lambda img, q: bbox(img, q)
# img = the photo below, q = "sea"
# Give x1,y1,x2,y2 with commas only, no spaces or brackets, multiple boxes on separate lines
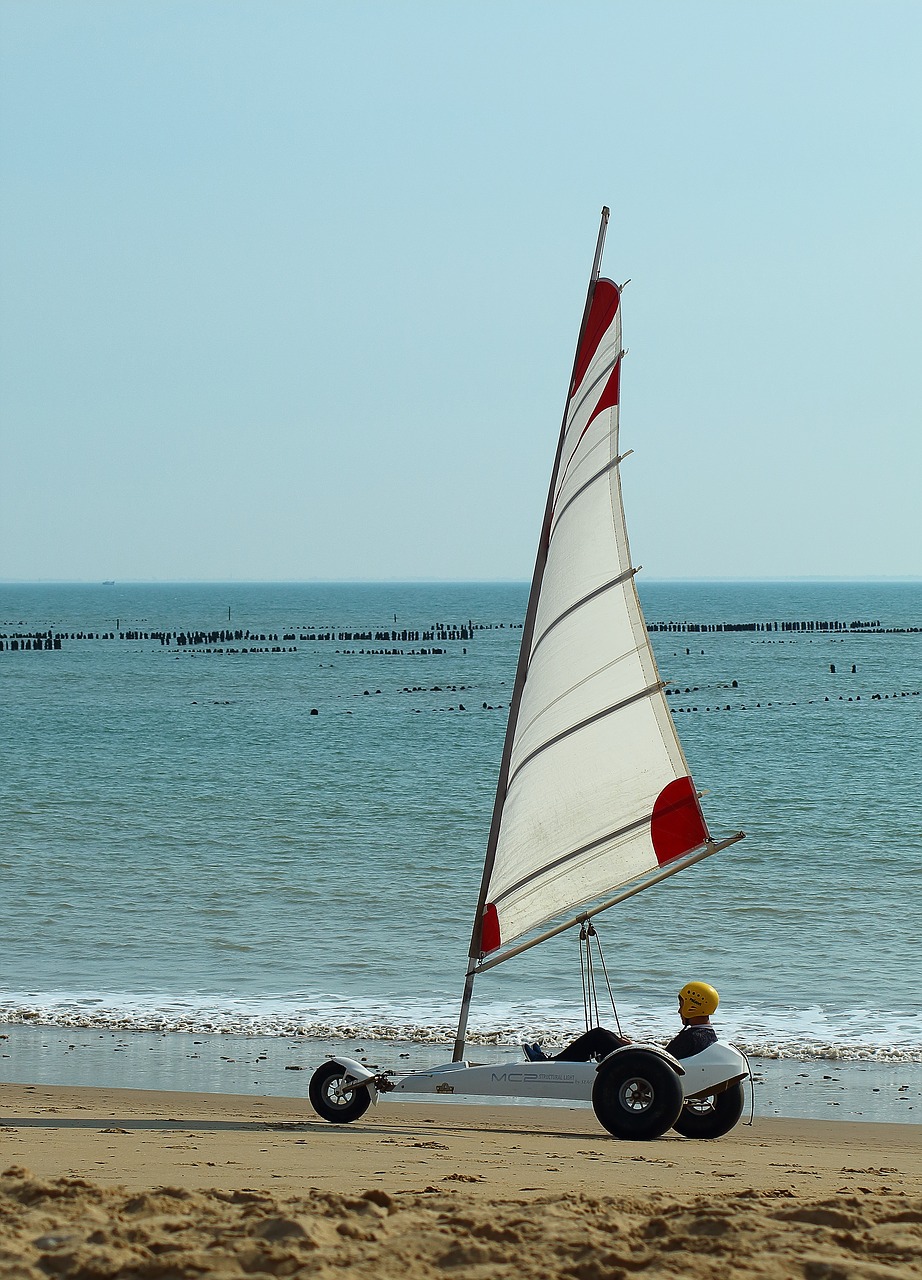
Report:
1,580,921,1111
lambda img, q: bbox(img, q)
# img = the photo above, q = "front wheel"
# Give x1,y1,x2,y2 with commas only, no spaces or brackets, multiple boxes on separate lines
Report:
591,1049,684,1140
308,1061,371,1123
673,1080,746,1139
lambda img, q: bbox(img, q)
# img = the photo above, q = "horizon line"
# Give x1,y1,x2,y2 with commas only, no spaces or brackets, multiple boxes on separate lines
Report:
3,576,922,587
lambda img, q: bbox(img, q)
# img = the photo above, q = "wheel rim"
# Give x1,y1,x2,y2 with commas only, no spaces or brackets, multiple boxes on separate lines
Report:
324,1075,357,1109
684,1096,717,1116
618,1075,655,1113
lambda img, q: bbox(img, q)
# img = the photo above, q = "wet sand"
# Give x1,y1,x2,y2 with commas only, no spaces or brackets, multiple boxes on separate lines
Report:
2,1024,920,1123
2,1082,921,1277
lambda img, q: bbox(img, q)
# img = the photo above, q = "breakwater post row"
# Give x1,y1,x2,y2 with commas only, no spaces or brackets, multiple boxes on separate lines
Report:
0,636,63,650
646,618,921,633
0,622,479,651
3,617,921,653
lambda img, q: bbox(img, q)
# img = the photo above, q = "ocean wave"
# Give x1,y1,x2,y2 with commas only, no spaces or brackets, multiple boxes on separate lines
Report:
2,992,921,1063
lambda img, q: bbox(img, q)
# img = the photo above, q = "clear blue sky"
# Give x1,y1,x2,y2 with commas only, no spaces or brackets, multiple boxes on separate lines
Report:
1,0,919,582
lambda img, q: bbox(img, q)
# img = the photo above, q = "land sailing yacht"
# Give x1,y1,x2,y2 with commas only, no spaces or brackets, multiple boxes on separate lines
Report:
309,210,747,1140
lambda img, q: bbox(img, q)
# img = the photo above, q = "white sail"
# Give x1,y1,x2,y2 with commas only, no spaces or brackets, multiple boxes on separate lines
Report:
477,274,709,957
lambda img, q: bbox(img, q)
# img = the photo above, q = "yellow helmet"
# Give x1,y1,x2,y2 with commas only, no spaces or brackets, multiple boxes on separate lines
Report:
678,981,719,1019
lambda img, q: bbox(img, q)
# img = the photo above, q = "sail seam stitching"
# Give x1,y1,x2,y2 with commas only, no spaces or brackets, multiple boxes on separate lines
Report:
529,568,637,664
513,643,647,749
505,680,664,794
550,454,623,541
568,355,619,433
554,357,620,501
491,812,653,907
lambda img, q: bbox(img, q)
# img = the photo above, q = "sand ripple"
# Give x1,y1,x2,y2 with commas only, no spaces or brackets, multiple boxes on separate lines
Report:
2,1165,921,1278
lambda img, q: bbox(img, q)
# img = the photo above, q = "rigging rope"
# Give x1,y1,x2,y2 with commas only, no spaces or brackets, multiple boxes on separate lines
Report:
578,923,591,1031
591,923,623,1038
577,920,623,1038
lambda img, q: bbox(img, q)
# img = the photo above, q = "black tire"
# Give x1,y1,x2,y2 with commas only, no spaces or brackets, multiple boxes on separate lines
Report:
673,1080,746,1139
591,1049,685,1140
308,1061,372,1124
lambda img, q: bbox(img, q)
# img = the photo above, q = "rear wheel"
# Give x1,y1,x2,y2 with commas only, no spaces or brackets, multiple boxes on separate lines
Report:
308,1062,371,1123
673,1081,745,1139
591,1049,684,1140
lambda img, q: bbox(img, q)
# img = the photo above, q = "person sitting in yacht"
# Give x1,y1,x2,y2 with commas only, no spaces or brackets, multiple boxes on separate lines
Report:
523,981,719,1062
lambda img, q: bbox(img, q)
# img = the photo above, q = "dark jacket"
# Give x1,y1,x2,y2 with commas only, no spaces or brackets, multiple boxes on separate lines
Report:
664,1024,717,1059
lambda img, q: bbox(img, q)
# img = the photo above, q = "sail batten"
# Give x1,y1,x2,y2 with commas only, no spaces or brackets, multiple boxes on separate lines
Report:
529,568,637,662
505,680,665,792
561,356,622,459
549,454,626,539
490,810,671,908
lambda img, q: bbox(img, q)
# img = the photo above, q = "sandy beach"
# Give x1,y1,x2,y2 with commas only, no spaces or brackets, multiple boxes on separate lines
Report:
2,1082,921,1277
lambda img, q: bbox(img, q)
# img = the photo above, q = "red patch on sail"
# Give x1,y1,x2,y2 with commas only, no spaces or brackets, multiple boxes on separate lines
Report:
650,777,708,866
571,279,620,395
585,358,620,427
481,903,501,954
549,347,622,533
561,359,623,492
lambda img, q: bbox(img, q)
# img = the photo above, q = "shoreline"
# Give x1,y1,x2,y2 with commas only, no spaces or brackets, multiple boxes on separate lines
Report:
1,1024,919,1124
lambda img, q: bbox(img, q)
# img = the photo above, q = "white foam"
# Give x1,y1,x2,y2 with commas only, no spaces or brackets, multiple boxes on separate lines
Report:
2,990,920,1063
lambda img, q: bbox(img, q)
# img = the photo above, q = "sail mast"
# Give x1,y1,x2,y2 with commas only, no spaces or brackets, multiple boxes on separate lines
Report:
452,208,610,1061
